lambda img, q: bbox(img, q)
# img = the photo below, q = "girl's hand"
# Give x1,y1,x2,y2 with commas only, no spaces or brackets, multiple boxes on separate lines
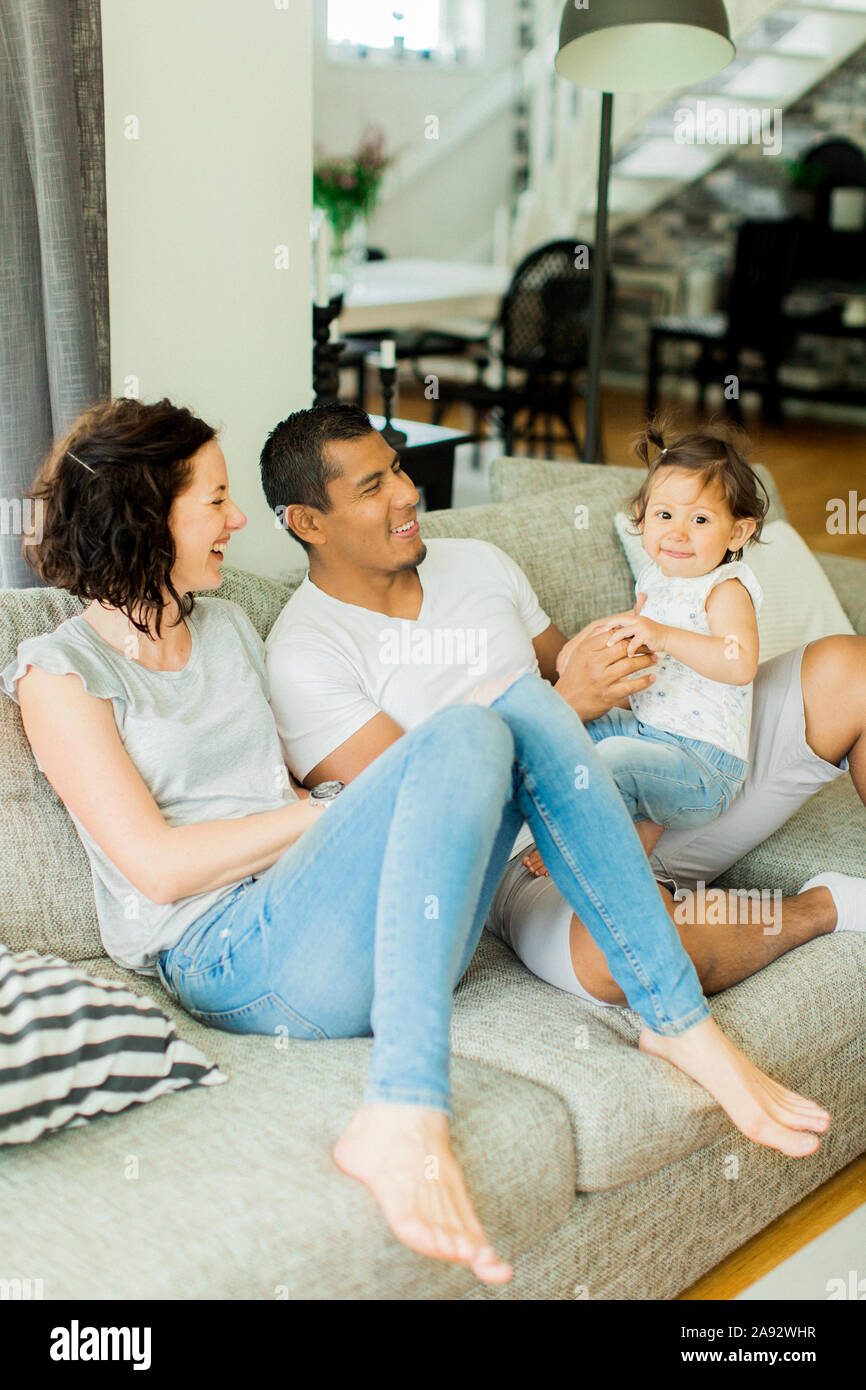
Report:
602,613,669,658
556,593,647,677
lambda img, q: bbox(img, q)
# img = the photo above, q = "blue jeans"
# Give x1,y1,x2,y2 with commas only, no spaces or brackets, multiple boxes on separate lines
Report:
158,675,709,1115
587,708,747,829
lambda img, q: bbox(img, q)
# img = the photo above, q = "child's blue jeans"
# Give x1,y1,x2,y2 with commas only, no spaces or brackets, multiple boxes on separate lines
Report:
586,707,747,829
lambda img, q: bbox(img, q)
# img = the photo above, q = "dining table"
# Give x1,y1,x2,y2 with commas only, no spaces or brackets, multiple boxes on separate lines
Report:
334,257,511,336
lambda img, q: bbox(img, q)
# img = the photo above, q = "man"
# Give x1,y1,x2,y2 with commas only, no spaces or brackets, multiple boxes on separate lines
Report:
260,403,866,1007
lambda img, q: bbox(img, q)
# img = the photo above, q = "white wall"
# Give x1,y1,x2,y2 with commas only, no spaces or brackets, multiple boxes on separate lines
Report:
101,0,311,578
313,0,517,261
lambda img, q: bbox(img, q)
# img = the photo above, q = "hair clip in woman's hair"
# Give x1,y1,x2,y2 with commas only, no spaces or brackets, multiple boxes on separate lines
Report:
658,447,668,457
67,449,95,474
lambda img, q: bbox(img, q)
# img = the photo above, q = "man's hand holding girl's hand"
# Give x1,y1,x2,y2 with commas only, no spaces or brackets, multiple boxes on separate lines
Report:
599,597,670,659
553,594,656,721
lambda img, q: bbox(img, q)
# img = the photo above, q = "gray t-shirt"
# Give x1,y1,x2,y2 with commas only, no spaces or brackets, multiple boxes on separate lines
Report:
1,598,297,974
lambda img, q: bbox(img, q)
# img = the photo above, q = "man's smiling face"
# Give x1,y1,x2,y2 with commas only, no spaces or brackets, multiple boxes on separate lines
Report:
313,429,427,573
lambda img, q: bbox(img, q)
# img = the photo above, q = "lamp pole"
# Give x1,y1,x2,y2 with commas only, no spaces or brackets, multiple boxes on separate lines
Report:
585,92,613,464
555,0,735,464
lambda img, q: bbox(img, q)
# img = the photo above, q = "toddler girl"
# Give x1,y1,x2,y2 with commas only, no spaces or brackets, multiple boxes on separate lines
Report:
525,420,769,873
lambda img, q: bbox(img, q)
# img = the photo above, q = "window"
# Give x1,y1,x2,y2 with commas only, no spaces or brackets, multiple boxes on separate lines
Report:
327,1,442,53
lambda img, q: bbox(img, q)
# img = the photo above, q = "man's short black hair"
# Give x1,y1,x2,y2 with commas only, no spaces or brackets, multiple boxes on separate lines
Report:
260,402,374,551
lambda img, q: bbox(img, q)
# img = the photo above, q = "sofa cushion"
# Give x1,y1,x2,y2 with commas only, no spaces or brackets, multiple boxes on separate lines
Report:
714,773,866,897
0,567,301,960
0,945,224,1146
451,924,866,1193
0,954,576,1300
816,553,866,636
489,457,788,525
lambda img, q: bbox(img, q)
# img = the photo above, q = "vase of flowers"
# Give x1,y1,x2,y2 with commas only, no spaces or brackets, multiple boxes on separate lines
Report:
314,128,393,273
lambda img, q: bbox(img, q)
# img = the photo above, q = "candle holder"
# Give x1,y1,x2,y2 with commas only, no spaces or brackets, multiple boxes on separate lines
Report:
313,294,345,405
378,366,407,446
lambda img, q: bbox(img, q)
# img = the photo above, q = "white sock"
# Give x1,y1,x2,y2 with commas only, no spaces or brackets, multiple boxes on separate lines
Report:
799,872,866,934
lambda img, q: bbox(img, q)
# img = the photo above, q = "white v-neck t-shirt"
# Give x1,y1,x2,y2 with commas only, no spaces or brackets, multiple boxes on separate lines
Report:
265,538,550,783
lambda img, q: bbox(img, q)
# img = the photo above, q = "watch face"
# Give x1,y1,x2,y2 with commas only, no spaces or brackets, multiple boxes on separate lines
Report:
311,780,345,801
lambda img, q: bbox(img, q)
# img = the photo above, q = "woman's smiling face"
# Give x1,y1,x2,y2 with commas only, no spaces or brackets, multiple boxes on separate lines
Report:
168,440,247,595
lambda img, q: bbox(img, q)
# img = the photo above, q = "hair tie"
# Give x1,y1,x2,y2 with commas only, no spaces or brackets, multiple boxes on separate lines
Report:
658,447,668,458
67,449,95,474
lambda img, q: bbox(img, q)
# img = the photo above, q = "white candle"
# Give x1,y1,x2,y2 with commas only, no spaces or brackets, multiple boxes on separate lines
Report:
830,187,866,233
380,338,396,369
315,218,331,306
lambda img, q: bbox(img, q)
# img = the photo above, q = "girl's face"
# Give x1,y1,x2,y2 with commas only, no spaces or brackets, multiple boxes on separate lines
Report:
168,439,247,595
640,467,756,579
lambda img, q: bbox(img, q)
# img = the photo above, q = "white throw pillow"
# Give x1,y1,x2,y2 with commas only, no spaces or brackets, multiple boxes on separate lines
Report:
613,513,854,663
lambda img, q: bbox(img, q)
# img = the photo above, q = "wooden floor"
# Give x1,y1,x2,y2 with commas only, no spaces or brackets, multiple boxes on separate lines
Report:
393,383,866,560
679,1151,866,1300
389,378,866,1298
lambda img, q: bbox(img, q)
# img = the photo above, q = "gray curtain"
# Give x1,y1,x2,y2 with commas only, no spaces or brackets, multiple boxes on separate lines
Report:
0,0,108,589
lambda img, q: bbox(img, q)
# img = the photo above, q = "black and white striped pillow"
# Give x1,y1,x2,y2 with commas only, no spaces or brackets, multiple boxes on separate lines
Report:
0,945,226,1146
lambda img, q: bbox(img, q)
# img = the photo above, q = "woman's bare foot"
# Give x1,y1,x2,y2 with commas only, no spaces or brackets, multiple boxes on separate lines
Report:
639,1016,830,1157
333,1103,513,1285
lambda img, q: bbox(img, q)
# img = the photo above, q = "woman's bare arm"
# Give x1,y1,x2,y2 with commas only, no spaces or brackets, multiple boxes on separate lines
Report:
18,667,321,906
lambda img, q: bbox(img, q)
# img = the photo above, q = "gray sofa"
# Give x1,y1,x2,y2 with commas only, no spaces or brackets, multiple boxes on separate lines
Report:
2,459,864,1301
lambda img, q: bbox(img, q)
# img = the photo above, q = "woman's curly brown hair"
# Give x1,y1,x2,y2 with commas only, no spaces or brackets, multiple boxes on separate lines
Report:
25,396,216,637
629,413,770,562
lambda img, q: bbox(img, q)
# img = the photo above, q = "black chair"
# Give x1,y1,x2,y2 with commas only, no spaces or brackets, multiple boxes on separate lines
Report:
409,239,609,460
799,138,866,281
647,217,807,424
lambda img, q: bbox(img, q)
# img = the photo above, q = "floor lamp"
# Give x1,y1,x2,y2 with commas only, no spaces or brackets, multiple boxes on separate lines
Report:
554,1,736,463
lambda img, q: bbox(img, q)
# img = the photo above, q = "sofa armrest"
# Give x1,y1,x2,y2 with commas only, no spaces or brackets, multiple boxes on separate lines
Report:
815,552,866,635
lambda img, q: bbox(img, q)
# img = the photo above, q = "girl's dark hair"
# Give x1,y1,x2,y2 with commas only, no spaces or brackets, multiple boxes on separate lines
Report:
25,397,216,636
630,413,770,562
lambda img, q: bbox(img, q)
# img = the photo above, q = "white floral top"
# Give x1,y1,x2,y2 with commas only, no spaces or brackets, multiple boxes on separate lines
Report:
629,559,763,761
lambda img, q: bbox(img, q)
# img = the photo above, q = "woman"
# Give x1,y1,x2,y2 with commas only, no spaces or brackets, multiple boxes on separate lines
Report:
2,398,830,1287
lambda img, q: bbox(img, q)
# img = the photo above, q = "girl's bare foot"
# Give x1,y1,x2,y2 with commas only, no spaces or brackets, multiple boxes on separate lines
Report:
333,1103,513,1285
639,1016,830,1157
522,846,549,877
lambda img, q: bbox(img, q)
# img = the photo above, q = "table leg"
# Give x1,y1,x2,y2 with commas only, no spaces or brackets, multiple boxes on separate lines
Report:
409,444,455,512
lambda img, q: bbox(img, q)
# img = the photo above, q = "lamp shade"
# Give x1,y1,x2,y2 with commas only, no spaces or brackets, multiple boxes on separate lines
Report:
555,0,735,93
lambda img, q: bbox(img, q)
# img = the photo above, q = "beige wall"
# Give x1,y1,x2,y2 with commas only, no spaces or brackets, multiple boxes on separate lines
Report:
101,0,311,578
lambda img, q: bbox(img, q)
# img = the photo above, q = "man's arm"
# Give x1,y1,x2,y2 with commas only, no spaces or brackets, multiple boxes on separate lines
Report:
303,710,405,788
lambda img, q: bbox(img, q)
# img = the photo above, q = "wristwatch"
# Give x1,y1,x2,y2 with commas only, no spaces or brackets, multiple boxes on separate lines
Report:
309,780,345,808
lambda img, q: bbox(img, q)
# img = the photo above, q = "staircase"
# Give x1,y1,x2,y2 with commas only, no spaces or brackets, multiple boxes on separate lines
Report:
377,0,866,265
514,0,866,258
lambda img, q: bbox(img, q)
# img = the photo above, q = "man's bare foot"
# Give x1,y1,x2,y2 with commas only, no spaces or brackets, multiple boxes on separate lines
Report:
333,1103,513,1285
635,820,664,858
639,1016,830,1157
